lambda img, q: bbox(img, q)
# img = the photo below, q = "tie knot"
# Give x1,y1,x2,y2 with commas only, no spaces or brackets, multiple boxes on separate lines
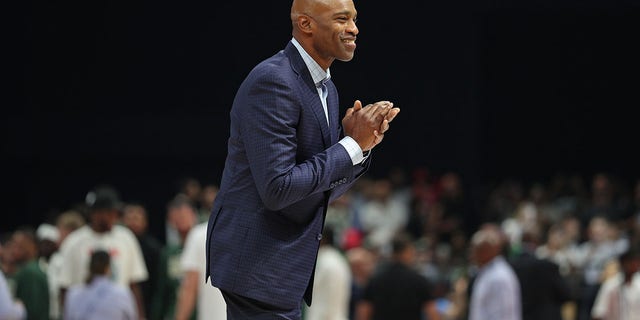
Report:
317,77,330,88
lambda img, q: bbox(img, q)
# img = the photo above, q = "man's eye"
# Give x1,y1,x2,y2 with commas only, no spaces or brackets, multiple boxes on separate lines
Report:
337,16,357,23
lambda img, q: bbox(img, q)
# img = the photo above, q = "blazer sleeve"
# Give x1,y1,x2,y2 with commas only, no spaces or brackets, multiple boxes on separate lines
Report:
237,73,356,212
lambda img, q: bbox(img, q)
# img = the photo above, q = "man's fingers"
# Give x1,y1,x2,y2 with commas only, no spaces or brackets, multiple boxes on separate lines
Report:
353,100,363,111
386,107,400,123
345,107,355,118
373,130,384,145
380,119,390,134
366,103,391,118
373,101,392,107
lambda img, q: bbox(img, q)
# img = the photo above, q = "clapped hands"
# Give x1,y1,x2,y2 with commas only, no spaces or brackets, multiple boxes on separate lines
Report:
342,100,400,152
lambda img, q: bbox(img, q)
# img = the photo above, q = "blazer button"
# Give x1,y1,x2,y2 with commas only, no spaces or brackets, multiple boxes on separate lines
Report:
317,233,323,241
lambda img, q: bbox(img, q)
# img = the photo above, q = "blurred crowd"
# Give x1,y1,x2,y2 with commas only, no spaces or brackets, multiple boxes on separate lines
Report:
1,169,640,320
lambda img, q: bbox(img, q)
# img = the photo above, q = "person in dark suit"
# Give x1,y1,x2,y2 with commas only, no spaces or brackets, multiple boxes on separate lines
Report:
205,0,400,318
356,232,441,320
508,230,573,320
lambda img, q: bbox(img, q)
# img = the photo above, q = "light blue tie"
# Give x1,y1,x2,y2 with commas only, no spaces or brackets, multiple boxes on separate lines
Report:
318,78,330,125
320,78,329,102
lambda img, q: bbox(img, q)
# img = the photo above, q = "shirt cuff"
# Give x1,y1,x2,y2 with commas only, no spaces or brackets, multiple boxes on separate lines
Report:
339,136,368,165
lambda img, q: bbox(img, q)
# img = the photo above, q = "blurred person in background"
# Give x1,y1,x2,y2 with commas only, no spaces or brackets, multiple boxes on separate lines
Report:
526,182,555,228
9,227,49,320
508,229,572,320
501,201,539,257
167,177,201,247
35,224,59,320
1,233,17,277
405,191,431,241
468,224,521,320
175,204,226,320
561,215,582,248
0,236,7,272
178,177,202,209
346,176,375,240
304,226,351,320
55,210,85,244
591,244,640,320
359,178,409,255
346,246,376,320
356,232,440,320
57,185,148,320
64,250,137,320
46,210,85,320
535,223,575,277
580,173,627,230
536,222,582,319
35,224,58,269
386,167,412,211
122,203,162,318
151,195,198,320
436,172,468,240
324,191,355,250
569,215,627,320
483,179,525,225
0,246,25,320
437,271,469,320
197,184,218,223
632,180,640,244
547,174,588,225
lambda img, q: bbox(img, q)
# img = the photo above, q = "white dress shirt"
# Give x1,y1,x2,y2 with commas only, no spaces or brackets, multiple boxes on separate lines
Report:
469,256,522,320
291,38,368,166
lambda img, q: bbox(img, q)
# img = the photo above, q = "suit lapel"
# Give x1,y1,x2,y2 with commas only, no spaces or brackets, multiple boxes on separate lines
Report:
305,84,332,147
285,43,332,147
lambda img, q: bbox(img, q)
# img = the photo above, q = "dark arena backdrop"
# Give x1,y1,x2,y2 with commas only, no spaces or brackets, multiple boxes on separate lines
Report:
4,0,640,236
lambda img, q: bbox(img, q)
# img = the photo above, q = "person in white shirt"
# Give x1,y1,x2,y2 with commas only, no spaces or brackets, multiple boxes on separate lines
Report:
36,223,61,320
591,246,640,320
305,226,351,320
58,186,148,319
0,267,25,320
468,225,522,320
46,210,86,320
175,222,226,320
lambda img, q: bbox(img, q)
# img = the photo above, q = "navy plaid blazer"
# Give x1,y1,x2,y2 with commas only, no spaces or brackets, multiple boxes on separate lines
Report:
205,41,369,309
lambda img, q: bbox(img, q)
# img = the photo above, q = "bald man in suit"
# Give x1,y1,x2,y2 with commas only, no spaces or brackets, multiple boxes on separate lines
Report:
205,0,400,319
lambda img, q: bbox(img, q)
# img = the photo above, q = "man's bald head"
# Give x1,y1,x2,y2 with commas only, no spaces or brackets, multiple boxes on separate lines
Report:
291,0,326,35
470,224,506,267
291,0,323,21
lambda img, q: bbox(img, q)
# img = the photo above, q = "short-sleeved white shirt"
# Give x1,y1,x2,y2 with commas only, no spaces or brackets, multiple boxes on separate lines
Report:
305,245,351,320
58,225,148,288
180,222,226,320
592,272,640,320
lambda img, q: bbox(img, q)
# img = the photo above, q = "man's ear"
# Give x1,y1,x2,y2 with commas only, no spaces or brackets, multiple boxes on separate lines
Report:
298,15,313,33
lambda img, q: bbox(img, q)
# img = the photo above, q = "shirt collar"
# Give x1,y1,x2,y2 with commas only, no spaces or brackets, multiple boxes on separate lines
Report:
291,37,331,87
478,255,505,274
